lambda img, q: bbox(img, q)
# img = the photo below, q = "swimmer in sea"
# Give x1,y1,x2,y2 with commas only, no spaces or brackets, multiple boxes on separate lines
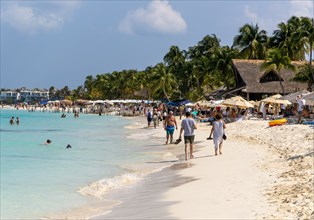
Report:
10,116,14,125
45,139,52,145
66,144,72,149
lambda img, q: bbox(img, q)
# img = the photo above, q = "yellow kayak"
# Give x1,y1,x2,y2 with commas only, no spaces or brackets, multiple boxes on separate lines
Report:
269,118,287,127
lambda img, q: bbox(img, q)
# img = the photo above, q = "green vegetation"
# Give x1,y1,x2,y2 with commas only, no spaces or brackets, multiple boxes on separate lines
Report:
50,16,313,102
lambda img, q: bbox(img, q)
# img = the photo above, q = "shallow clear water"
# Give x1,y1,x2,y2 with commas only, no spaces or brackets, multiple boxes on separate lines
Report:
0,109,171,219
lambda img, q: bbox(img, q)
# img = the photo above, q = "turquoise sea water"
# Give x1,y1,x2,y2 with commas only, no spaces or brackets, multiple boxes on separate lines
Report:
0,109,172,219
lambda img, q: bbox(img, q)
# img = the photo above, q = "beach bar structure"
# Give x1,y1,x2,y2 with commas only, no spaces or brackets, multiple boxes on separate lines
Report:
225,59,308,100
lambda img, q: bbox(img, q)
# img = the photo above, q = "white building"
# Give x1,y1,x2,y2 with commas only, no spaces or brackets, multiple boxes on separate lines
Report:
0,89,49,102
0,91,20,101
20,90,49,102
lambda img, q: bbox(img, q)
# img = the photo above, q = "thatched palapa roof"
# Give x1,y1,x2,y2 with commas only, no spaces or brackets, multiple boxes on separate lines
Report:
232,59,308,94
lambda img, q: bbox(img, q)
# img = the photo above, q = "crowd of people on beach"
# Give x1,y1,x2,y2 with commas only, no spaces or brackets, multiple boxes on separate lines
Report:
141,94,313,161
6,94,312,161
144,103,229,160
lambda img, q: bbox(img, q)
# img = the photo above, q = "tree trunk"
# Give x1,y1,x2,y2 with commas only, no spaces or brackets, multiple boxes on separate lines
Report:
162,81,170,102
310,44,313,82
279,79,285,95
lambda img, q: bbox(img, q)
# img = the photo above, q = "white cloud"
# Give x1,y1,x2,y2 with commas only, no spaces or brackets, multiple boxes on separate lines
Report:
244,5,258,23
243,5,275,34
1,1,80,34
242,2,312,35
119,0,187,35
289,0,314,17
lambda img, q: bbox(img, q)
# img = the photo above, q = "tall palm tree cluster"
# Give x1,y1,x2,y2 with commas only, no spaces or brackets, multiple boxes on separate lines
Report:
68,16,313,102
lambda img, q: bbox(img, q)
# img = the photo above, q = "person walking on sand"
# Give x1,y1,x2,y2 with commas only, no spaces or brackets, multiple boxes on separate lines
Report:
297,95,305,124
163,111,177,144
211,113,226,156
179,111,197,161
152,109,158,128
147,109,153,127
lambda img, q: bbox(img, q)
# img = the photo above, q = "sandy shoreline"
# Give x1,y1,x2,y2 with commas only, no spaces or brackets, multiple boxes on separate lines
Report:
90,117,313,219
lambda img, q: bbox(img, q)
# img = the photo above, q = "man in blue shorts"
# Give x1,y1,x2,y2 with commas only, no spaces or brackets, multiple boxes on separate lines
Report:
163,111,177,144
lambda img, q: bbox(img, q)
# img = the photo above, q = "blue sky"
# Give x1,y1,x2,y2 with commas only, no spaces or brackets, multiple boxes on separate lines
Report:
1,0,313,90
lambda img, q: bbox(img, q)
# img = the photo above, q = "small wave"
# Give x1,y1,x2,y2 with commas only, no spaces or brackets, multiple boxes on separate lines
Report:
126,133,150,140
78,173,141,199
124,124,141,129
126,130,160,140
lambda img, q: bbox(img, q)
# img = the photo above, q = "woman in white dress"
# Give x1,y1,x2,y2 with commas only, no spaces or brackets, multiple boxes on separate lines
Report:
211,113,226,155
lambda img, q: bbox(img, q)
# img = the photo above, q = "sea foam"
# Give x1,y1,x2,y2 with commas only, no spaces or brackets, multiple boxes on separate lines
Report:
78,173,141,199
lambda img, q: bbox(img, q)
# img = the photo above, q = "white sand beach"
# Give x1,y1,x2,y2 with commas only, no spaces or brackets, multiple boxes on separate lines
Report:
95,117,313,220
156,119,314,219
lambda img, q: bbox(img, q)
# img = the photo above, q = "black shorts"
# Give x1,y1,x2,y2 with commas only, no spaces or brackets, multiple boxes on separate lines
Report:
184,136,195,144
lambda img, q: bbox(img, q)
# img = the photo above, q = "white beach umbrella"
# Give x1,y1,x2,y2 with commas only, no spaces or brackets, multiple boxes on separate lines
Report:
222,96,254,109
303,93,314,106
185,102,195,106
94,100,105,104
196,100,213,107
261,94,291,105
280,90,312,103
85,101,94,105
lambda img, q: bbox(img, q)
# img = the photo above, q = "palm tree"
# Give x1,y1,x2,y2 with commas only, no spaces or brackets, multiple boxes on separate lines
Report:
209,46,238,90
93,74,110,99
233,23,268,59
71,85,85,99
193,56,210,88
163,46,186,69
60,86,71,97
163,46,187,97
48,86,56,100
299,17,314,80
110,71,126,99
270,16,306,61
291,63,314,91
150,63,177,101
196,34,221,57
84,75,94,97
260,49,297,95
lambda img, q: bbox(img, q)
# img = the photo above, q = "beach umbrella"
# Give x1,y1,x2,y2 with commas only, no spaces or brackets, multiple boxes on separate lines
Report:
105,100,114,105
249,100,260,107
261,94,282,103
167,99,191,106
185,102,195,106
212,100,227,108
222,96,254,109
85,100,94,105
196,100,213,107
303,93,314,106
94,100,105,104
280,90,312,103
75,99,89,105
261,94,291,105
60,99,73,105
40,100,48,105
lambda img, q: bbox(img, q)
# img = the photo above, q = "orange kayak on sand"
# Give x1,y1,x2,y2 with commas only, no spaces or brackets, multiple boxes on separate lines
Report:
269,118,288,127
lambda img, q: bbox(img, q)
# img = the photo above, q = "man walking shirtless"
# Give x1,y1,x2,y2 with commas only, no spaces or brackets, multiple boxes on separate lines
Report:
163,111,177,144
